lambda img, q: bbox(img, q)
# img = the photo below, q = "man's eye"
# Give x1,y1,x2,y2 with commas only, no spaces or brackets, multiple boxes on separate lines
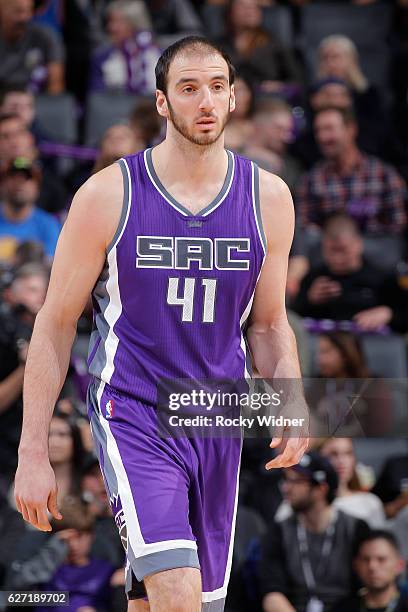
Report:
183,87,194,93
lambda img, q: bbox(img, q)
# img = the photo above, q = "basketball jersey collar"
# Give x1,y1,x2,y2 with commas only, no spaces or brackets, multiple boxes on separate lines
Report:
143,147,235,218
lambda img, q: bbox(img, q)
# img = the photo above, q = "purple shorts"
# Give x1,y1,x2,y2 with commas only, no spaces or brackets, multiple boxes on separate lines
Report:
87,380,242,611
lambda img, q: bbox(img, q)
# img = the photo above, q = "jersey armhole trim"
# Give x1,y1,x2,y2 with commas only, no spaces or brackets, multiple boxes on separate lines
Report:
106,158,132,254
251,162,267,255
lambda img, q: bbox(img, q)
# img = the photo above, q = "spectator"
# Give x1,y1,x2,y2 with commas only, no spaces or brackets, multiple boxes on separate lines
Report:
147,0,203,38
93,124,144,174
0,87,54,143
260,451,369,612
0,0,65,93
80,454,126,571
319,438,386,527
217,0,300,92
331,531,408,612
296,106,407,236
48,411,87,504
6,495,116,612
0,113,33,173
89,0,161,94
224,74,255,152
0,262,49,489
293,78,406,178
12,239,46,268
130,98,163,147
0,158,60,262
292,214,406,331
243,97,303,192
317,36,382,122
308,333,392,437
372,454,408,520
0,114,67,214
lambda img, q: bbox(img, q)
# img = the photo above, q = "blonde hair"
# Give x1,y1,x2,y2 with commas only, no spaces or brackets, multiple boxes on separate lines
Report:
318,35,368,92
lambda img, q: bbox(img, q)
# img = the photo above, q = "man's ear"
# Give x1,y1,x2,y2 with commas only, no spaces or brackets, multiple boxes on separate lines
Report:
156,90,169,119
229,84,236,113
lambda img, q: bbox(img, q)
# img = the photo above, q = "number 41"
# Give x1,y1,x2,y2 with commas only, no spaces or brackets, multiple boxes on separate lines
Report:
167,277,217,323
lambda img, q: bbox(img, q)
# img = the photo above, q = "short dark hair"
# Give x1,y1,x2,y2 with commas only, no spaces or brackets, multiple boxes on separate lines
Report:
355,530,401,557
51,495,95,533
314,105,356,125
155,36,235,95
322,212,361,236
253,97,292,119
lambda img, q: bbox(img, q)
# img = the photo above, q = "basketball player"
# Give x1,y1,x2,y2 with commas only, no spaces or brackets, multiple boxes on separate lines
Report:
14,37,308,611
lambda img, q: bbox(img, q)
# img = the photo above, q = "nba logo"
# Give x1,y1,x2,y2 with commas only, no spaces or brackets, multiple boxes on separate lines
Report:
105,399,114,418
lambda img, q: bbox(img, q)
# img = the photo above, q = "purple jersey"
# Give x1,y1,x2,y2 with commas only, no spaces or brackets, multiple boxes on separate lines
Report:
88,148,266,404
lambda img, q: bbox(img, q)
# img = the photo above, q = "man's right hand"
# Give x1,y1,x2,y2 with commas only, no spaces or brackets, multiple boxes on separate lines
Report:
14,456,62,531
308,276,341,304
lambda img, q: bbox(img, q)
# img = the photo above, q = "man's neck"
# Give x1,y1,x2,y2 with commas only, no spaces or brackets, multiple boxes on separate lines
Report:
298,503,333,532
364,584,399,609
2,201,33,222
329,145,361,175
153,133,228,191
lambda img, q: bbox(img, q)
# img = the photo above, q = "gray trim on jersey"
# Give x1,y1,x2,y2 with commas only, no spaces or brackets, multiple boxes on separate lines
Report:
253,163,267,254
89,400,119,496
131,548,200,582
145,147,234,217
106,158,131,254
203,599,226,612
243,334,253,377
87,263,110,377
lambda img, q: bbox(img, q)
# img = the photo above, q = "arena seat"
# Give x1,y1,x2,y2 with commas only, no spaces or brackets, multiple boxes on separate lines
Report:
353,438,408,476
298,2,392,91
262,5,294,48
84,92,143,146
35,93,78,144
201,4,225,39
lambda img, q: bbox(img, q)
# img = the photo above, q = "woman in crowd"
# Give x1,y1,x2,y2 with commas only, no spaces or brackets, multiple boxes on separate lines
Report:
48,410,87,504
308,332,392,438
89,0,161,94
319,437,385,527
217,0,300,92
317,35,382,119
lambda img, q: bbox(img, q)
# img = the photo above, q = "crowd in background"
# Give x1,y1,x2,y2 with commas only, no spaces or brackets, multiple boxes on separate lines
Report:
1,0,408,611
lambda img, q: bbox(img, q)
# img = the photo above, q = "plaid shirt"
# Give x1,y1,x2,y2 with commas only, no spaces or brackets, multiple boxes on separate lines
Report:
296,153,407,234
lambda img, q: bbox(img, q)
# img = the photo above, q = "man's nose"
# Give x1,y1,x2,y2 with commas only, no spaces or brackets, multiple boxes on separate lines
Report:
198,87,215,112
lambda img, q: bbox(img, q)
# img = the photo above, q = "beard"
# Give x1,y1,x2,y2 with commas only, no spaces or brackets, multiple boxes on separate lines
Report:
167,99,231,146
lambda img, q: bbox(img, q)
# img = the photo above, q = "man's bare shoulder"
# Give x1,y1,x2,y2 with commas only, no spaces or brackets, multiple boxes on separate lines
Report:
258,167,295,246
67,162,124,251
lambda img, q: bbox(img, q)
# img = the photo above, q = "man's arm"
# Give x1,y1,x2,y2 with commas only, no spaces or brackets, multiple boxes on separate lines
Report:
14,163,123,532
246,170,308,468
